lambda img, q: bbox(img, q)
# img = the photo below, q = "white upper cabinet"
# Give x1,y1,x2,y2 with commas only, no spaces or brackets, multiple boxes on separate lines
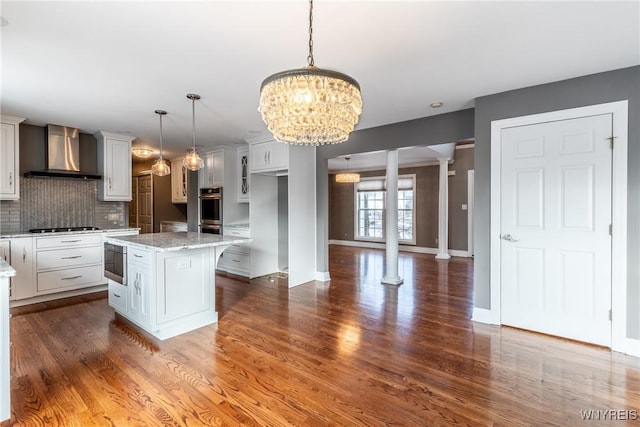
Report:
0,115,25,200
249,139,288,173
237,146,249,203
96,131,134,201
171,157,187,203
199,150,224,189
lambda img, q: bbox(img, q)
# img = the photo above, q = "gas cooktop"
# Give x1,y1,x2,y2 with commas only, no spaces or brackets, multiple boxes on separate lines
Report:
29,226,101,233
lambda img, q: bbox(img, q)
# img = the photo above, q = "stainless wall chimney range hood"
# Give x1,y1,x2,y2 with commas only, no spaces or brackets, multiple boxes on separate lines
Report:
24,125,102,180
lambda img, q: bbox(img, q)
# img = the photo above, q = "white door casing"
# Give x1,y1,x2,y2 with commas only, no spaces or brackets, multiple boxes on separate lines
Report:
500,114,612,346
485,100,631,355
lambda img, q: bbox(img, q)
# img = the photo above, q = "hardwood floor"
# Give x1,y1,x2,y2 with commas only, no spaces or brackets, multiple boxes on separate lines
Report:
7,245,640,426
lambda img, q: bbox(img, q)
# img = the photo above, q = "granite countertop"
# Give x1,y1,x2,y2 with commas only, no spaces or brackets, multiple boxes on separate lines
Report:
106,232,251,253
0,228,140,239
0,259,16,278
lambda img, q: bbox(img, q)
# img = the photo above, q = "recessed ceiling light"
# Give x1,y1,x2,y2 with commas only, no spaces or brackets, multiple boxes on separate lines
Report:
430,102,443,109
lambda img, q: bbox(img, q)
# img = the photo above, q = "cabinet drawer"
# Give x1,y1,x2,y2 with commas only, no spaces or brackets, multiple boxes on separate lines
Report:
36,246,102,270
224,228,250,238
223,250,249,272
129,247,152,264
36,265,103,293
108,280,128,312
36,234,102,249
227,244,250,255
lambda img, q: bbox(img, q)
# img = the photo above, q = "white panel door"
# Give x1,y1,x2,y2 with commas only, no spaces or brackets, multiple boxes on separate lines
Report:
501,114,612,346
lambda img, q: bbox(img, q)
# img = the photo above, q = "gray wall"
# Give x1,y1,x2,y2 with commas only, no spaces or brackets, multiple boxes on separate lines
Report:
474,66,640,339
316,108,475,272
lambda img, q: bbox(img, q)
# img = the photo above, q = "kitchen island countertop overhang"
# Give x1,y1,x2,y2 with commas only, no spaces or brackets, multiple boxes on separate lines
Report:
105,231,251,252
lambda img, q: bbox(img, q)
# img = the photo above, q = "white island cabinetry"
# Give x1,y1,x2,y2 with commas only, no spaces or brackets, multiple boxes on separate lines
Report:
106,232,251,340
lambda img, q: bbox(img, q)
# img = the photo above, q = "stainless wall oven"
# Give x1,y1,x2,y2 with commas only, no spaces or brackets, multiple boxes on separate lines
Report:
199,187,222,234
104,242,127,285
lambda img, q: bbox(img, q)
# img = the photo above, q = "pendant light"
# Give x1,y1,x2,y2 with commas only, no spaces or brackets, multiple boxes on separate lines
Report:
151,110,171,177
335,156,360,183
183,93,204,171
258,0,362,146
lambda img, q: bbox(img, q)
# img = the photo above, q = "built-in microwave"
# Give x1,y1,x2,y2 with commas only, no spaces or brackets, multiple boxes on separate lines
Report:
104,242,127,285
199,187,222,234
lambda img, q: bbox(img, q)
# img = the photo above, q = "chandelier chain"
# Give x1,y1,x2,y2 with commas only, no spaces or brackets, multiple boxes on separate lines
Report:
307,0,314,67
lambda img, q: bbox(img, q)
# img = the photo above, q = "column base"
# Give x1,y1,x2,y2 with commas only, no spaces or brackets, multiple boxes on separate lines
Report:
435,253,451,260
381,276,404,285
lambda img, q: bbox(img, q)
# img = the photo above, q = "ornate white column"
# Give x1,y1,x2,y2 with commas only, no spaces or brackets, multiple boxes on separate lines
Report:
436,157,451,260
382,149,403,285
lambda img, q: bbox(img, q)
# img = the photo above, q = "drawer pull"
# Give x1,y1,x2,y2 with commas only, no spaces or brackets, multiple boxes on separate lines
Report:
62,275,82,280
61,255,82,260
133,254,143,258
113,292,121,298
232,259,240,263
61,239,82,243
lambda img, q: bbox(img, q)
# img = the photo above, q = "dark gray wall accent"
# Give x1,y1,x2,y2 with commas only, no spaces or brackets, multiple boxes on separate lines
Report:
329,166,440,247
328,149,474,250
474,66,640,339
19,123,98,174
132,160,187,232
316,108,475,272
186,170,199,232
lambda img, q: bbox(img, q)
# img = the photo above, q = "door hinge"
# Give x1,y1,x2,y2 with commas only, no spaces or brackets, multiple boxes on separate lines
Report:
609,309,612,321
609,224,613,235
607,136,616,149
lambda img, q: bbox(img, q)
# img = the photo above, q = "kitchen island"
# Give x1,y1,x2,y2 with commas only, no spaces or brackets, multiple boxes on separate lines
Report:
105,232,251,340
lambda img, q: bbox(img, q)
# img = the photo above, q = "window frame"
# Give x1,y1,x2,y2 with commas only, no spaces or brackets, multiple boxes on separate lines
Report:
353,174,416,245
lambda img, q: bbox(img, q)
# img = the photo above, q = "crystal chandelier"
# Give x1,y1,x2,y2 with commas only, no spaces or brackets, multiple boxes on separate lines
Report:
335,157,360,183
258,0,362,146
151,110,171,176
183,93,204,171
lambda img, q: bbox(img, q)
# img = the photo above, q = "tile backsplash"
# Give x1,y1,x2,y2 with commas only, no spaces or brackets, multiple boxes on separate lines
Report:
0,178,126,233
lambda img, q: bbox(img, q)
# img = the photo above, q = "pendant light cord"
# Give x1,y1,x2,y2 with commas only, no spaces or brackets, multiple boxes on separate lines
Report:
191,97,196,151
159,114,164,157
307,0,314,67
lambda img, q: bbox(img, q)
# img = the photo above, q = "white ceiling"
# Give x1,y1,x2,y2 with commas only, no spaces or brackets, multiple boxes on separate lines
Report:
1,1,638,164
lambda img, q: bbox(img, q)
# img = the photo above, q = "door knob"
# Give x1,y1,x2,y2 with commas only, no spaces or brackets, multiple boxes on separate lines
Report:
501,233,519,242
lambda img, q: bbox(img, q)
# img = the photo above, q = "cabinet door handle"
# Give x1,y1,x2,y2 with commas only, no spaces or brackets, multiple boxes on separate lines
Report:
108,177,112,190
8,172,12,187
22,247,27,262
264,152,267,164
267,151,271,164
62,275,82,280
61,255,82,260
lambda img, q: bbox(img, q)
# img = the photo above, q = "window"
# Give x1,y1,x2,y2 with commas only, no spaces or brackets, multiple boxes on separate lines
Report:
355,175,416,244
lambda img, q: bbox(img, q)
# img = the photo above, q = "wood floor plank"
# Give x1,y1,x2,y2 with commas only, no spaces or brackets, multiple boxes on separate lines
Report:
7,246,640,426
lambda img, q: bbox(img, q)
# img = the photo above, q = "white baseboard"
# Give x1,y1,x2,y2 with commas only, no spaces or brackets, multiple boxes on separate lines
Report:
471,307,499,325
328,240,472,258
315,271,331,282
615,337,640,357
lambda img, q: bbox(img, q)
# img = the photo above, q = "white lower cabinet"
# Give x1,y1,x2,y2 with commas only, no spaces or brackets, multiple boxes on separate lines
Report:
127,248,152,327
0,269,11,423
219,227,250,277
9,237,34,301
111,245,215,340
34,235,103,295
108,280,128,313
